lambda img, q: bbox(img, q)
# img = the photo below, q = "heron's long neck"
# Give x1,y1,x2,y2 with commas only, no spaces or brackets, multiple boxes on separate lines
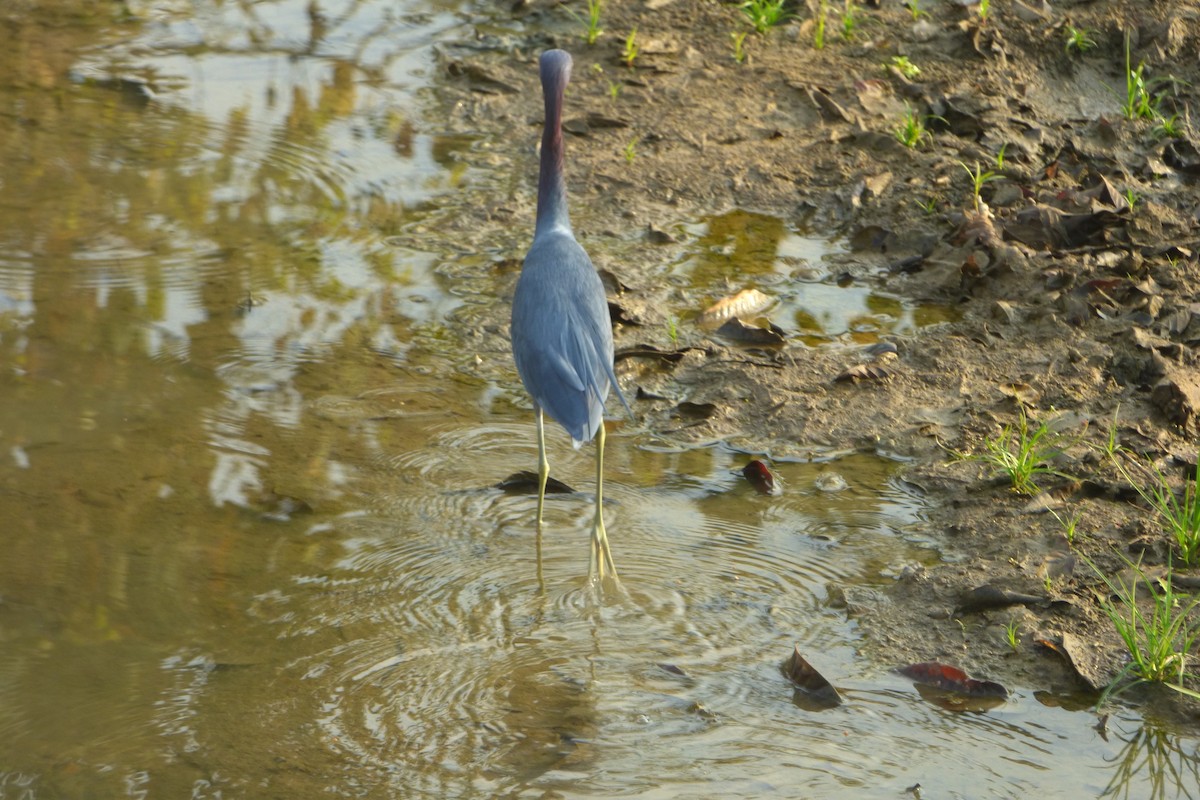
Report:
535,77,570,237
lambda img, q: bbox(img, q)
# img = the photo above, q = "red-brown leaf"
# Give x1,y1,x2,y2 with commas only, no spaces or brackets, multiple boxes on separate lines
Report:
742,460,781,495
897,661,1008,699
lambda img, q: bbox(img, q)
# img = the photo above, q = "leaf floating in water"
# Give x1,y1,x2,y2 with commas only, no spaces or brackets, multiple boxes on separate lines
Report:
783,644,843,710
715,317,786,345
742,460,782,495
495,471,575,495
696,288,774,329
897,662,1008,706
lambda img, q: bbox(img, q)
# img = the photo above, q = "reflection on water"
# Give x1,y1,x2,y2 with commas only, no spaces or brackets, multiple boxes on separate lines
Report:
0,1,1197,798
1102,722,1200,800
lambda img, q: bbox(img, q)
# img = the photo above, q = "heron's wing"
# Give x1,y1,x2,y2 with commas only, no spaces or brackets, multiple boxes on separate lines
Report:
544,318,608,443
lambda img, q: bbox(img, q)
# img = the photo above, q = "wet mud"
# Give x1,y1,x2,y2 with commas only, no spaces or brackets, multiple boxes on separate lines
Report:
442,0,1200,721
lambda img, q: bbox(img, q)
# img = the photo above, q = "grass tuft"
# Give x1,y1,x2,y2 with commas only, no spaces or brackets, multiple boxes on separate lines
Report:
564,0,603,45
1087,553,1200,702
741,0,791,35
955,409,1074,496
1115,457,1200,566
1064,25,1096,54
1121,32,1162,121
893,106,934,148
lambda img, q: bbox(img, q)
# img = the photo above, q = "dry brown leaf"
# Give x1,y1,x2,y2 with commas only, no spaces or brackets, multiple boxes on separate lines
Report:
835,363,893,383
697,288,773,329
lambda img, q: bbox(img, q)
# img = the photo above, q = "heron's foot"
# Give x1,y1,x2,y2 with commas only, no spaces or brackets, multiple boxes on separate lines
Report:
588,518,620,590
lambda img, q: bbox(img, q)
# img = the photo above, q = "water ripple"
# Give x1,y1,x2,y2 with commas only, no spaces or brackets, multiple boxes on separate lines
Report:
255,424,938,796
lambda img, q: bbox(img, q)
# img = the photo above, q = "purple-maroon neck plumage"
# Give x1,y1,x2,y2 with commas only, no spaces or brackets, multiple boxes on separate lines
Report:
535,50,572,238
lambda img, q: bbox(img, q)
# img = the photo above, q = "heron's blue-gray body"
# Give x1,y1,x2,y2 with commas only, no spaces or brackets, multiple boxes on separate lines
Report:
512,232,614,445
510,49,626,584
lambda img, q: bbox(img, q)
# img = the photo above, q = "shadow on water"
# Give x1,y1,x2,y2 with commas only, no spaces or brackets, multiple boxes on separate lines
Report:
0,1,1197,798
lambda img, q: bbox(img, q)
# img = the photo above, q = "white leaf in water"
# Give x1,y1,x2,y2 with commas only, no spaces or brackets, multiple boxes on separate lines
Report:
696,288,774,329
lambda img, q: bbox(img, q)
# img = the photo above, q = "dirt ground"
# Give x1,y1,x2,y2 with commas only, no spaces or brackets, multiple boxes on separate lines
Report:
443,0,1200,722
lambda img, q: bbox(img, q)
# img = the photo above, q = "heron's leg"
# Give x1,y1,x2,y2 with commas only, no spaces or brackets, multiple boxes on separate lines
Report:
589,422,618,582
535,408,549,531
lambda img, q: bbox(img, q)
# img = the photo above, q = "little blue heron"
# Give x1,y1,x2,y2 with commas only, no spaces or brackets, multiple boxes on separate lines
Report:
510,49,631,583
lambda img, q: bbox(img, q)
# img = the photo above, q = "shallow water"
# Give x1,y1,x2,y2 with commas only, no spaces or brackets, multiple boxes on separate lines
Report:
0,1,1197,798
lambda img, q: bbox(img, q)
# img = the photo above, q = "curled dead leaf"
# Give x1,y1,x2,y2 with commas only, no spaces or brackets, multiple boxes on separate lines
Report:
783,644,843,710
742,460,782,496
897,662,1008,709
835,363,893,383
697,288,773,329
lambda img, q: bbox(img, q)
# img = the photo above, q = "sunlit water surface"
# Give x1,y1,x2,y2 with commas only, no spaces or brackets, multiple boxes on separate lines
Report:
0,1,1196,798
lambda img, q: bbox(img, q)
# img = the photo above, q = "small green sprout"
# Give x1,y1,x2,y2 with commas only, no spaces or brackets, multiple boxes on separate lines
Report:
741,0,791,35
1123,188,1138,211
904,0,927,21
1004,619,1021,652
977,0,991,22
1049,506,1083,546
959,160,1000,212
623,137,638,163
731,31,748,63
1122,32,1161,121
1098,403,1122,462
994,142,1008,170
1064,25,1096,54
622,27,639,67
894,106,933,148
1153,113,1182,139
888,55,920,79
814,0,827,49
565,0,603,45
840,0,863,41
914,196,937,215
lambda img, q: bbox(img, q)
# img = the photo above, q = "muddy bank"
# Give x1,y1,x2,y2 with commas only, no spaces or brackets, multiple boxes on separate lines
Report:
438,0,1200,719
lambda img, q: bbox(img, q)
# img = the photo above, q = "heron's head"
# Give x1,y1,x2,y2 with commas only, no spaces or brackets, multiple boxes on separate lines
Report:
540,49,572,92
